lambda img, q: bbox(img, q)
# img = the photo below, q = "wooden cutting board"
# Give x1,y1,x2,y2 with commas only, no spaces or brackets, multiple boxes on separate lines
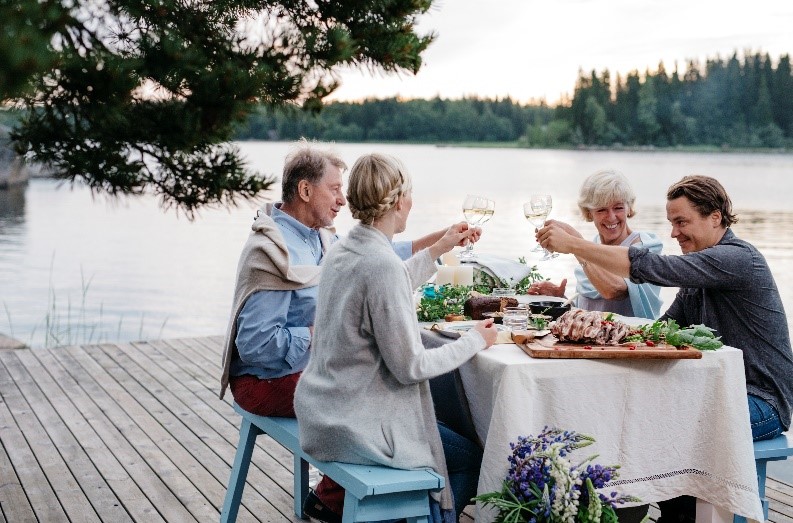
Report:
518,339,703,359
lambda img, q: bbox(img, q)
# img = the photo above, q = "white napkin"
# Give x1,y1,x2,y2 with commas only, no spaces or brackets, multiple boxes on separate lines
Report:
472,254,535,286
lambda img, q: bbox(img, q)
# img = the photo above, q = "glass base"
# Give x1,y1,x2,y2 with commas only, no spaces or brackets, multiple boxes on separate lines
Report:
457,250,477,262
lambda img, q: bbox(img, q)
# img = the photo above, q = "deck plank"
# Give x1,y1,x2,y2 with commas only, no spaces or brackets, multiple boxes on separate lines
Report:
0,358,70,522
47,344,199,522
127,339,296,482
94,340,292,521
148,336,297,474
24,347,161,522
0,431,35,523
3,336,793,522
140,338,300,519
8,348,127,523
66,342,224,522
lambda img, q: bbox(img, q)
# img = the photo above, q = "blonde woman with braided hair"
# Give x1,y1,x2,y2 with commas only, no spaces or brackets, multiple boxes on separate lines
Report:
295,153,498,523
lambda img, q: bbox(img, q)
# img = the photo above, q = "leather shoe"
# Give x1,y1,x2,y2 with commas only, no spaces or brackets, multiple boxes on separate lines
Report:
303,490,342,523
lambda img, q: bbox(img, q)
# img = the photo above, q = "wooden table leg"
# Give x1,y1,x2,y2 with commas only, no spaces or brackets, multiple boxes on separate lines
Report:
695,499,734,523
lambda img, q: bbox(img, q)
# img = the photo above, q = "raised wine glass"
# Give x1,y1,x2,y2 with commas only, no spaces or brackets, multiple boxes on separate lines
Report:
460,195,493,262
524,194,558,260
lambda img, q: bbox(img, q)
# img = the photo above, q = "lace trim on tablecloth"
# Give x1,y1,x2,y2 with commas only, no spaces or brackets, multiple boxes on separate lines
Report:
607,468,755,493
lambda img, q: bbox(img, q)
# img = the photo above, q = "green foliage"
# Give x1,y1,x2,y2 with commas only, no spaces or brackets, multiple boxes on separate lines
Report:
626,319,723,351
567,51,793,148
235,50,793,150
473,257,545,294
235,96,554,143
416,284,471,322
1,0,436,216
416,260,545,322
0,0,64,98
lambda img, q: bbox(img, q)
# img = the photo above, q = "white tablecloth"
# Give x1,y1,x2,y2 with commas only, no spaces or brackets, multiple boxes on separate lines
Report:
459,343,764,521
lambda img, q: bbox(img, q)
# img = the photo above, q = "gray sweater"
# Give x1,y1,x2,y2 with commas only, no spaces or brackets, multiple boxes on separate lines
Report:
629,228,793,429
294,223,485,512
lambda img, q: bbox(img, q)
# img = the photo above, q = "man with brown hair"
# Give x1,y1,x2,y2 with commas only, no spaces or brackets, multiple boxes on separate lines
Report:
539,175,793,522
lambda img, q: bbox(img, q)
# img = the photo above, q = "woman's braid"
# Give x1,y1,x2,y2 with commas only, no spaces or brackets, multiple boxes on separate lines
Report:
350,184,403,225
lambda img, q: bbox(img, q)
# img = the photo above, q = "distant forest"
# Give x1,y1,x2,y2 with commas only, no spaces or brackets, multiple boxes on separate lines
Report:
235,51,793,149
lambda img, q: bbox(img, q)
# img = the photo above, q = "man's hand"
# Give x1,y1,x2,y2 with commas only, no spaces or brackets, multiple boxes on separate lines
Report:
428,222,480,260
528,278,567,297
460,224,482,246
472,318,498,348
536,221,580,254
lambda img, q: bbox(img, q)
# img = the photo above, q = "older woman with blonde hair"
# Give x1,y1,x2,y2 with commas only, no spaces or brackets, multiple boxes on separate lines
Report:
295,153,498,523
529,169,663,319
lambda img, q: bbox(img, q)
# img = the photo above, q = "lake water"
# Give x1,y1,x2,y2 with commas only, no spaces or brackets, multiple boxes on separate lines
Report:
2,142,793,348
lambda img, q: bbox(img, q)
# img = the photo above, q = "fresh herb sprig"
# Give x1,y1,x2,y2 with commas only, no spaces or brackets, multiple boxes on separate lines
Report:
528,314,548,330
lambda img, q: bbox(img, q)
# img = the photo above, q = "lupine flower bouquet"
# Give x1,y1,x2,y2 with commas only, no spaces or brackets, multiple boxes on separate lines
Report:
473,427,642,523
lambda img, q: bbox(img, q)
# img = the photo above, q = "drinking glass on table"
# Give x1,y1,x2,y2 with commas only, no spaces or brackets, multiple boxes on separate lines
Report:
502,306,529,331
524,194,558,260
460,195,494,262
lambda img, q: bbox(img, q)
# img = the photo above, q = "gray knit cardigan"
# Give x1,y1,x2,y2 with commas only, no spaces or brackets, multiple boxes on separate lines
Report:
294,223,485,513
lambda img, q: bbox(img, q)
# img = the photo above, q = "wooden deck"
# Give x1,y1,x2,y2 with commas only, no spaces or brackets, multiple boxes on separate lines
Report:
1,336,792,522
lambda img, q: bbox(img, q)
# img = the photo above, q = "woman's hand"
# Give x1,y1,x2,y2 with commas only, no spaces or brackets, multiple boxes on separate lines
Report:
527,278,567,297
472,318,498,348
428,222,480,260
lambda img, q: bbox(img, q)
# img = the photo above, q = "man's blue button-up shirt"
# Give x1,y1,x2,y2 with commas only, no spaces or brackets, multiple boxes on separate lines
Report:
231,206,413,379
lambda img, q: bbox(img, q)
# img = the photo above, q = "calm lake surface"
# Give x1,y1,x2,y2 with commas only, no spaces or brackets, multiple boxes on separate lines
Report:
2,143,793,348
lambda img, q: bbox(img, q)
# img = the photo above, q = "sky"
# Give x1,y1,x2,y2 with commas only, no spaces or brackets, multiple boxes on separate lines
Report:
327,0,793,106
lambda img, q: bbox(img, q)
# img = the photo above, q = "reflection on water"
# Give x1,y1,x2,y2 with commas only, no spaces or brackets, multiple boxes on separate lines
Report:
1,144,793,347
0,183,25,220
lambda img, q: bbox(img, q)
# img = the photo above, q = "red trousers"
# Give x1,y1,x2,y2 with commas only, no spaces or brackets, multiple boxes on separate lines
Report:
229,373,345,514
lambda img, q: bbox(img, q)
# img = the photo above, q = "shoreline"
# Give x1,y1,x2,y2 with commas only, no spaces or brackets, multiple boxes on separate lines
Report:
235,138,793,155
0,332,26,350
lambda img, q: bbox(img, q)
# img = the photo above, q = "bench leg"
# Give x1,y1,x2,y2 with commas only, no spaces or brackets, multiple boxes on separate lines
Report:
221,419,262,523
294,454,309,518
734,457,773,523
341,490,431,523
756,459,770,521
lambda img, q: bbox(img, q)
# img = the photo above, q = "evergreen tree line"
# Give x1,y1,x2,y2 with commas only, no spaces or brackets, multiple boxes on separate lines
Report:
235,96,553,143
236,51,793,149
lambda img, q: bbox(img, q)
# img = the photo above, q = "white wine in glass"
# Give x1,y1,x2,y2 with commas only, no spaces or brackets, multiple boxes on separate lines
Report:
460,195,493,262
525,194,558,260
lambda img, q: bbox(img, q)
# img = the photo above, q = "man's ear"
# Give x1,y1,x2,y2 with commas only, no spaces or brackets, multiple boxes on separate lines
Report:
298,180,311,202
711,210,722,227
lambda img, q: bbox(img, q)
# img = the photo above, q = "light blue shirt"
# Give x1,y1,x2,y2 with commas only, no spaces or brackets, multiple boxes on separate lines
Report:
575,231,663,319
231,206,413,379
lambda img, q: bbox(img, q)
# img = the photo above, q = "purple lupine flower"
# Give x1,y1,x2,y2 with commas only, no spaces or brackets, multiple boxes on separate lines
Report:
490,427,634,521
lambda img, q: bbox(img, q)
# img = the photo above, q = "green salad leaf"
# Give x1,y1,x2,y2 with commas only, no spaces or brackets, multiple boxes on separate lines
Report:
630,319,723,351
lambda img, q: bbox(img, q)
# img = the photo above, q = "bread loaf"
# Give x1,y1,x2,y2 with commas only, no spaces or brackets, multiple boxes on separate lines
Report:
463,296,518,320
444,313,466,322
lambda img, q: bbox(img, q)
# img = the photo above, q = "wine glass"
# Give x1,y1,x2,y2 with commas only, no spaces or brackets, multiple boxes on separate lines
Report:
460,195,494,262
524,194,558,260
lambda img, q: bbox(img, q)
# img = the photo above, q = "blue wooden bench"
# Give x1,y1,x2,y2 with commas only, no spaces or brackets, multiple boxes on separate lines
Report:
221,402,444,523
734,431,793,523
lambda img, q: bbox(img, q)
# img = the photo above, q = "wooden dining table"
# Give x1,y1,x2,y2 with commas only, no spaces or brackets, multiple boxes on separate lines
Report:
453,316,764,523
